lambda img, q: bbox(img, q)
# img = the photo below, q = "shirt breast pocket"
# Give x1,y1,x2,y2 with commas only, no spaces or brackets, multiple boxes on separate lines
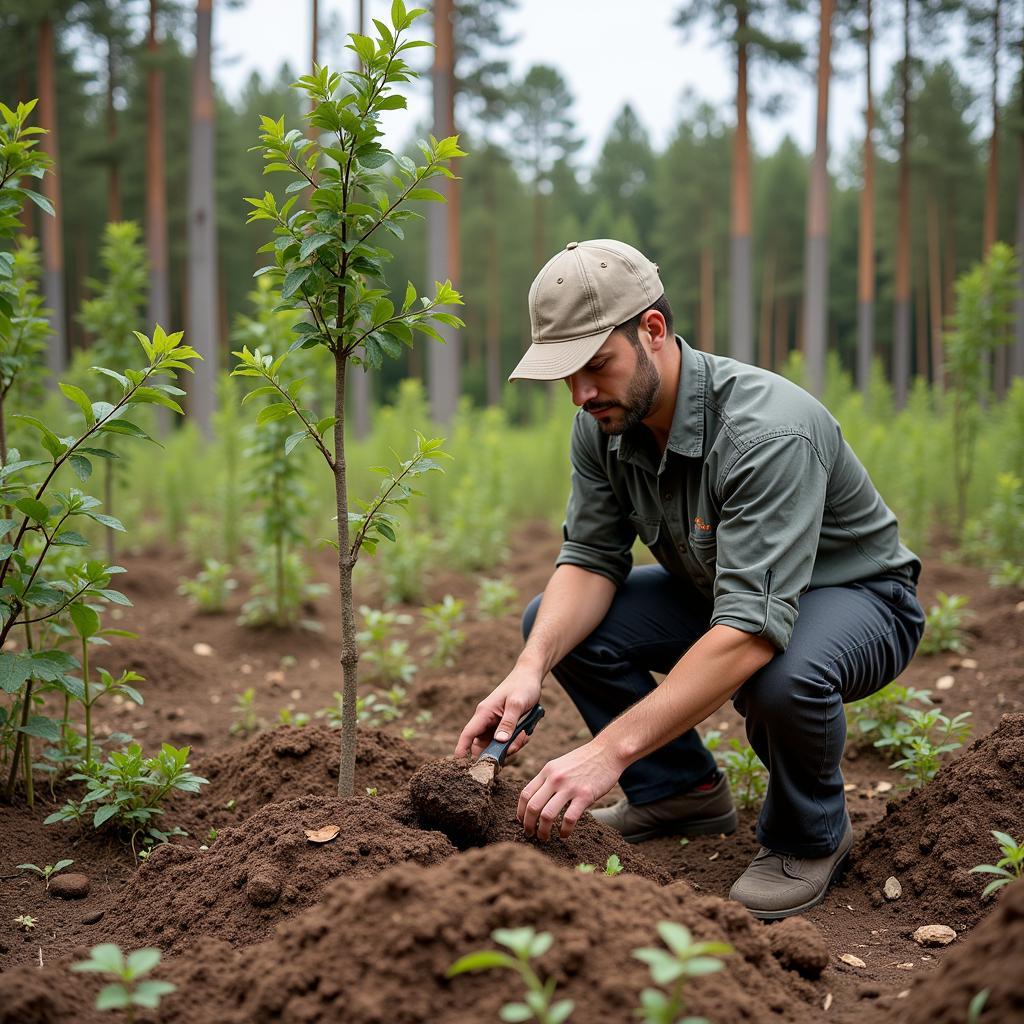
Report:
628,512,661,547
688,532,718,576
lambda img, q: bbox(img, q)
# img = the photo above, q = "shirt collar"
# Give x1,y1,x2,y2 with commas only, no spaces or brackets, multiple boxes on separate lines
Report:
609,335,706,469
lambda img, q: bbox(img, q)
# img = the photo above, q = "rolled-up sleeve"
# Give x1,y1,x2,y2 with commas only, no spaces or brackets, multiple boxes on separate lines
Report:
555,415,636,586
709,433,829,650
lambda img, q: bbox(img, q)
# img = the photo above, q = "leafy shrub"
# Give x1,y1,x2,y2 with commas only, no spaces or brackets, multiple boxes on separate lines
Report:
229,688,260,737
846,684,933,747
357,606,417,685
719,740,767,810
178,559,238,613
874,707,972,788
237,548,328,630
477,576,518,619
918,591,971,654
379,527,435,605
421,594,465,667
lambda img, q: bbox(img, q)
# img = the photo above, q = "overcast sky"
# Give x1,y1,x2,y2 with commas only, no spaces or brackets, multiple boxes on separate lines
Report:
212,0,980,173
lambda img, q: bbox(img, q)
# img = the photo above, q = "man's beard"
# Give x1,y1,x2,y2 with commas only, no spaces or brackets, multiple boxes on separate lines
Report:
585,344,660,435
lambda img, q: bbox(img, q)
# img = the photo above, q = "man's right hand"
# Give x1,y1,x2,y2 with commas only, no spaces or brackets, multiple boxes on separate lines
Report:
454,667,543,761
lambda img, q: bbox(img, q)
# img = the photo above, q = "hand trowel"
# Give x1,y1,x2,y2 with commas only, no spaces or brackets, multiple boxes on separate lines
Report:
468,704,545,785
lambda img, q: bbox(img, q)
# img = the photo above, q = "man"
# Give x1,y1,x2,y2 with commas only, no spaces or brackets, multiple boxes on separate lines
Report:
454,240,924,920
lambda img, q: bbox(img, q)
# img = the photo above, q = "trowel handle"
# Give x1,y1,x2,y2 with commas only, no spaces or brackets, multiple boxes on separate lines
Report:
479,703,545,768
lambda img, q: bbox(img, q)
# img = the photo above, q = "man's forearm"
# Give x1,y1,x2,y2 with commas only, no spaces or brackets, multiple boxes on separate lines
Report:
516,564,617,678
593,624,776,768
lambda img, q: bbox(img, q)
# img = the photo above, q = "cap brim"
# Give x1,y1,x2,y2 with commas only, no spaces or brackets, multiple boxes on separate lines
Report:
508,326,615,382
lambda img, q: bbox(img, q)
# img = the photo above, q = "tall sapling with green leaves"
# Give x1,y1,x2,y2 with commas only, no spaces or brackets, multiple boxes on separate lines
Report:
233,3,465,796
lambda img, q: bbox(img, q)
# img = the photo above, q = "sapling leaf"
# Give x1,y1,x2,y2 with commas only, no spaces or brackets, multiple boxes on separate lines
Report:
446,951,518,975
132,979,177,1007
125,948,162,977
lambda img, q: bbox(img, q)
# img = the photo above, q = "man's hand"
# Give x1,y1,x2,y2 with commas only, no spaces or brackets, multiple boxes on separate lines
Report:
517,740,624,842
454,667,542,760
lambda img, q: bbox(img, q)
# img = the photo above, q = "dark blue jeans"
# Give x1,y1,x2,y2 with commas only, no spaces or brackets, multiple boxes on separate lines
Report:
523,565,925,857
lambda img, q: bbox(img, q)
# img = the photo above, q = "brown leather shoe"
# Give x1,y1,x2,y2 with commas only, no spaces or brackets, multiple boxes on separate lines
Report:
590,773,738,843
728,816,854,920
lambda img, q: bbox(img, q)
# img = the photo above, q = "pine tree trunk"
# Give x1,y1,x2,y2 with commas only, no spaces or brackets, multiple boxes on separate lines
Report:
983,0,1001,255
37,16,66,379
106,37,121,222
729,15,753,364
1013,34,1024,382
774,295,788,370
699,238,715,354
426,0,460,422
926,188,944,392
146,0,171,334
893,0,912,408
856,0,876,393
914,264,928,384
485,160,502,406
758,251,774,368
186,0,219,436
803,0,832,398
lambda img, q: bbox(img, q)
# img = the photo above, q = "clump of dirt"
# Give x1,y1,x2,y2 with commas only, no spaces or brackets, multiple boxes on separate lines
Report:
0,844,827,1024
405,759,669,883
853,713,1024,932
169,724,423,835
91,793,456,956
408,756,498,846
767,917,830,979
888,878,1024,1023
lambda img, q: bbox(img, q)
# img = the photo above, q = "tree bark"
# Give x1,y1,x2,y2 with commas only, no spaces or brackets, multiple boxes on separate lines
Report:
37,17,66,379
186,0,219,436
485,157,502,406
426,0,460,422
983,0,1001,255
350,0,370,436
856,0,875,393
699,237,715,354
146,0,171,335
893,0,912,408
802,0,832,398
774,295,788,369
729,12,753,364
914,262,928,384
1013,33,1024,382
106,35,121,222
758,251,774,368
926,188,944,392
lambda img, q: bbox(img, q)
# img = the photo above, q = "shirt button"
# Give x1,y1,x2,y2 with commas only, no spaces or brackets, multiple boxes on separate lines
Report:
662,491,672,501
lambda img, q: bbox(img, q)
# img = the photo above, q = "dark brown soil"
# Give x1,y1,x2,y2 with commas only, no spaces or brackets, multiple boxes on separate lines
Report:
408,756,497,845
852,713,1024,932
0,843,827,1024
879,877,1024,1023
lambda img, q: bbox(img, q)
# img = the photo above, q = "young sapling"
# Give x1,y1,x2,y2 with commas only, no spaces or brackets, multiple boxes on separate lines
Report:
719,740,767,809
969,831,1024,899
604,854,623,877
421,594,465,668
16,858,72,889
14,914,37,931
918,592,972,655
632,921,733,1024
477,576,517,619
71,944,176,1022
446,927,574,1024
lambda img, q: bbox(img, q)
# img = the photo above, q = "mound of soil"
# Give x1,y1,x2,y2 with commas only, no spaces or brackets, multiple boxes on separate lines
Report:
406,757,670,882
853,713,1024,932
890,878,1024,1023
170,724,423,835
0,844,827,1024
90,793,456,957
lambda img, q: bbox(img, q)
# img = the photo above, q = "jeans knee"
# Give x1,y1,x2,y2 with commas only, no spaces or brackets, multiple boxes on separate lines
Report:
521,593,543,642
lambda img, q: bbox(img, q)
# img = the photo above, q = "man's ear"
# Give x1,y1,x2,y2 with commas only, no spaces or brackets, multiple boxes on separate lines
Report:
643,309,668,352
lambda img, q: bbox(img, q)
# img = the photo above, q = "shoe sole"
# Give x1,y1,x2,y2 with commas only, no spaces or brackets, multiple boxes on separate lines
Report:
741,846,853,922
617,807,740,844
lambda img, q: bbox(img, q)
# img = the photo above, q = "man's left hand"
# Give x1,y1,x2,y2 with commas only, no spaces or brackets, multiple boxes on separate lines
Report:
517,741,624,841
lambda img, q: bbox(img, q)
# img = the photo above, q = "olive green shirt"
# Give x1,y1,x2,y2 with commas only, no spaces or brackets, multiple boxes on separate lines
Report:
556,337,920,651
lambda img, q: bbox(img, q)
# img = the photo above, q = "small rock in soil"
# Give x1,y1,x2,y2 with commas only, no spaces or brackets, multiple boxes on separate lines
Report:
48,874,89,900
246,872,281,907
913,924,956,947
193,642,214,656
80,910,104,925
884,877,902,900
936,675,955,691
839,953,866,968
767,917,829,978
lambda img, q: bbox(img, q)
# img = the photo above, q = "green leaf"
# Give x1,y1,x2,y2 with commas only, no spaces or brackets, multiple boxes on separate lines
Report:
282,266,313,299
19,715,61,741
498,1005,533,1023
256,403,294,426
407,188,445,202
69,603,101,639
0,653,34,693
0,519,18,535
132,979,176,1008
299,232,335,260
93,803,119,827
87,513,126,532
95,985,132,1011
68,454,92,482
99,418,155,443
125,948,162,977
53,530,89,546
284,430,307,456
15,497,49,524
59,383,95,426
445,951,517,976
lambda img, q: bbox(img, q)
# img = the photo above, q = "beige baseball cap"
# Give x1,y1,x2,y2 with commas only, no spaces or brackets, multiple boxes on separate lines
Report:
509,239,664,381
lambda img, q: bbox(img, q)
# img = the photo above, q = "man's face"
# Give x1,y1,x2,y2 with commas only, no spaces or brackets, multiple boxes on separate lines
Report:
564,330,661,435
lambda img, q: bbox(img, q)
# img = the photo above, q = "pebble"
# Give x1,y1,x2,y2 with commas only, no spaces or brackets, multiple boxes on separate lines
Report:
192,642,214,657
80,910,104,925
823,993,833,1011
884,877,903,900
839,953,866,968
875,781,894,795
240,663,253,675
912,924,956,947
936,674,955,691
895,962,914,970
289,688,302,700
960,658,978,669
49,873,90,900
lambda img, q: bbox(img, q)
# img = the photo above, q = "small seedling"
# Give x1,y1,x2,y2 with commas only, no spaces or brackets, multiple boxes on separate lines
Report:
446,927,574,1024
14,914,37,931
632,921,733,1024
358,607,418,685
71,944,176,1021
177,559,238,613
719,740,767,809
967,989,990,1024
477,576,518,619
875,707,972,787
575,863,596,874
700,729,722,753
365,787,378,797
224,798,237,812
969,831,1024,898
422,594,466,668
678,838,690,848
206,827,218,843
918,591,971,654
277,708,310,727
604,854,623,877
17,859,73,889
846,684,933,746
229,688,261,737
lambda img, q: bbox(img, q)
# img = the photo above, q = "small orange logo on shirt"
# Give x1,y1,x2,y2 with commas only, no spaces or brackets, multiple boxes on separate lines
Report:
693,516,714,534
